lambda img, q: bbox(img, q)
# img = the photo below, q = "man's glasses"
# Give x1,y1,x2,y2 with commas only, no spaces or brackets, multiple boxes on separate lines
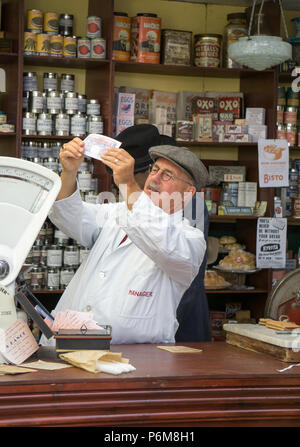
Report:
149,164,194,186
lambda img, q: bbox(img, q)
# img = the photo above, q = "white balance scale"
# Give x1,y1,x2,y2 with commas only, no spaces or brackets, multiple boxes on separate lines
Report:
0,156,61,329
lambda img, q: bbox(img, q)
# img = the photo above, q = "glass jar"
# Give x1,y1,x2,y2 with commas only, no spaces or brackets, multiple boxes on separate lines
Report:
223,13,248,68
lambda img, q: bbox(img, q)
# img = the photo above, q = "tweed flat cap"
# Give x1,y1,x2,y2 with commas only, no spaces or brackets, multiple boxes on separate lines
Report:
148,145,208,190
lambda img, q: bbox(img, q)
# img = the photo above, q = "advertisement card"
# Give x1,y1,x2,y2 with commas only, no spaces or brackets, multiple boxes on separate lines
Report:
256,218,287,269
258,139,289,188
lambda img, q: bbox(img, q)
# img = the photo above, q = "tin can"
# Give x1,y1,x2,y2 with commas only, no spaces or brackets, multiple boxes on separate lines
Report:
54,229,69,246
40,246,48,265
59,14,74,36
46,267,60,289
43,72,58,92
27,9,43,33
22,112,36,135
47,244,63,267
61,73,75,92
23,72,38,92
277,105,284,124
55,113,70,136
44,12,59,35
47,90,62,114
78,94,87,113
22,91,30,111
284,106,297,125
91,37,106,59
43,157,59,172
24,32,37,55
36,33,50,56
38,142,52,159
87,16,102,38
31,245,41,264
130,13,161,64
289,168,299,185
65,92,78,114
277,87,286,106
63,35,77,58
194,33,222,68
79,246,90,264
287,87,300,107
28,91,43,113
60,267,75,289
78,170,92,191
71,112,86,136
50,34,63,57
77,37,91,58
30,266,45,290
87,115,103,134
113,12,131,61
286,123,297,146
276,123,286,140
63,245,79,268
37,113,53,136
87,99,100,115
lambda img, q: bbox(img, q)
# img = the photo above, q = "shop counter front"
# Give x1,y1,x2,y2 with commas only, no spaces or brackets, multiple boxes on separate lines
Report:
1,342,300,427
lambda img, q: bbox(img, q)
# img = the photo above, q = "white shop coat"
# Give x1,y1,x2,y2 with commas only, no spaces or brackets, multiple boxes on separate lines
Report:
40,188,206,345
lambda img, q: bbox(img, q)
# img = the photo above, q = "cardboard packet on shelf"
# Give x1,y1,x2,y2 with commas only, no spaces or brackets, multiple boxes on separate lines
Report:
83,134,121,161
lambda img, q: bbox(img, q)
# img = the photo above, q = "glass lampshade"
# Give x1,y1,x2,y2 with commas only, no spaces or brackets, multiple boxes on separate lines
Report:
228,35,292,71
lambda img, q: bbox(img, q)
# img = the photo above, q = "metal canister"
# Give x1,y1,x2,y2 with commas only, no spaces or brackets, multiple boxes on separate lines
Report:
51,141,61,158
44,12,59,35
43,72,58,92
78,170,92,191
78,94,87,113
27,9,43,33
47,244,63,267
59,14,74,36
23,91,30,111
87,115,103,134
28,91,43,113
276,123,286,140
30,266,45,290
286,123,297,146
36,33,50,56
61,73,75,92
23,72,38,92
50,34,63,57
194,34,222,67
65,92,78,114
60,267,75,289
55,113,70,135
284,106,297,125
24,32,37,55
287,87,300,107
277,86,286,106
277,105,284,124
77,37,91,58
22,112,36,135
63,36,77,58
112,12,131,61
87,99,100,115
37,113,53,136
79,246,90,264
31,245,41,264
38,141,52,159
43,157,59,172
63,245,79,268
47,90,62,114
46,267,60,290
86,16,101,38
71,112,86,137
289,168,299,186
91,37,106,59
25,140,38,158
54,229,69,246
40,246,48,265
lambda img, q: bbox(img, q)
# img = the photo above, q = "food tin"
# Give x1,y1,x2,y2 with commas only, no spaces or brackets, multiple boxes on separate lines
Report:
86,16,102,38
47,244,63,267
63,36,77,58
87,99,100,115
284,106,297,125
130,13,161,64
59,14,74,36
289,168,299,185
91,37,106,58
61,73,75,92
27,9,43,33
78,170,92,191
194,33,222,67
112,12,131,61
47,90,62,114
78,94,87,113
23,72,38,92
24,32,37,55
37,113,53,136
22,112,36,135
54,229,69,246
43,157,59,172
38,142,52,159
28,91,43,114
60,267,75,289
277,105,284,124
43,72,58,92
44,12,59,35
79,246,90,264
55,113,70,136
277,86,286,106
71,112,86,136
46,267,60,290
65,92,78,114
87,115,103,134
63,245,80,268
50,34,63,57
77,37,91,58
286,123,297,146
161,29,192,66
30,266,45,290
287,87,300,107
36,33,50,56
276,123,286,140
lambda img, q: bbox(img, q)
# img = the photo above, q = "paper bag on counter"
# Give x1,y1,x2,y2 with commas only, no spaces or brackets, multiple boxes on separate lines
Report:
59,350,129,373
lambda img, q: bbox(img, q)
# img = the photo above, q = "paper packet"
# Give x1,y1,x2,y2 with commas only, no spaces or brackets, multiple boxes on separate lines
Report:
83,134,121,161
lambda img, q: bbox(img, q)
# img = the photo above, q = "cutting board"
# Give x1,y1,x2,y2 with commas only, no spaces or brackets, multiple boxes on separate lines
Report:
223,323,300,362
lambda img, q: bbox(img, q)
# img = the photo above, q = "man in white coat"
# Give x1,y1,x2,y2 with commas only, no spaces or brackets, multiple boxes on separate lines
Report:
41,135,208,345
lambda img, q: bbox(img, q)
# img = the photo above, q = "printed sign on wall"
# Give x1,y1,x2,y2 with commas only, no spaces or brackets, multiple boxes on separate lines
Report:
256,217,287,269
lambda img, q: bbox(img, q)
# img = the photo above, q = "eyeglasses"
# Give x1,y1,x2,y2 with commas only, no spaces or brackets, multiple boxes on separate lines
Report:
149,164,194,186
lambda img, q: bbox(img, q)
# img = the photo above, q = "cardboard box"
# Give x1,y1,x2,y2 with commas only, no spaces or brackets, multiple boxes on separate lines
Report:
176,90,204,121
248,124,268,142
119,86,150,120
150,90,177,122
208,165,246,184
246,107,266,125
193,113,213,142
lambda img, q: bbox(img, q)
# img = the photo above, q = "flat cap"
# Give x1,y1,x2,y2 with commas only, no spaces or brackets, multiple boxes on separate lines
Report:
148,145,208,190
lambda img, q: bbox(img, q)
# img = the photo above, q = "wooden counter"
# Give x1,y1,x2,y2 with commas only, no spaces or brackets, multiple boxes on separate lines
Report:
1,342,300,427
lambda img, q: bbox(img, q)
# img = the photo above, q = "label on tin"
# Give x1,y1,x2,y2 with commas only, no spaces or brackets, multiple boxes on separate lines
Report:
77,39,91,58
23,76,38,92
47,249,63,267
87,103,100,115
23,117,36,131
71,116,86,136
47,271,60,288
47,96,61,110
83,133,121,161
24,32,37,55
78,171,92,191
88,120,103,135
91,38,106,58
194,37,221,67
64,249,79,266
44,77,58,90
44,12,59,34
130,15,161,64
37,117,52,132
113,15,131,61
86,16,101,38
61,78,74,92
60,269,75,287
65,97,78,110
55,116,70,132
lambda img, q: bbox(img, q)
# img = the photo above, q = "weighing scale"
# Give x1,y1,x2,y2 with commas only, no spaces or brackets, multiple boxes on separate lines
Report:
0,156,61,329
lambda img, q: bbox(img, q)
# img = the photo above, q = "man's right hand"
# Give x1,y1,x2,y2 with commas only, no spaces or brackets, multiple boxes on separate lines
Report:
59,137,85,173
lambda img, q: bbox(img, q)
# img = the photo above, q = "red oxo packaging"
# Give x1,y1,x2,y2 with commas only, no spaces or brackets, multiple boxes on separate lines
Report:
218,97,241,119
